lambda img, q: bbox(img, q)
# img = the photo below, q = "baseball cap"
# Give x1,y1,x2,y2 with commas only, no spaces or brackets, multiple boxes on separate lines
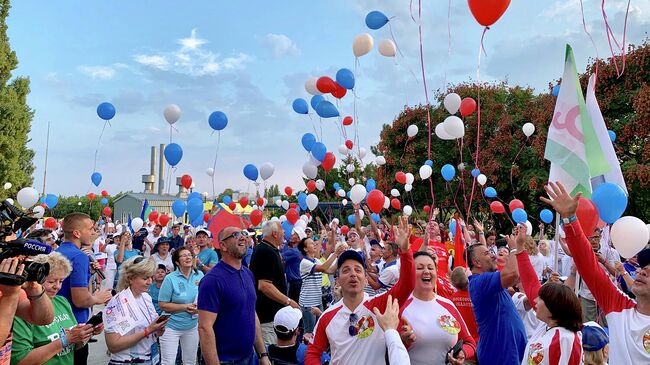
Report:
292,226,306,240
157,237,171,245
637,248,650,269
195,228,211,237
369,239,384,248
274,306,302,333
337,249,365,269
582,321,609,351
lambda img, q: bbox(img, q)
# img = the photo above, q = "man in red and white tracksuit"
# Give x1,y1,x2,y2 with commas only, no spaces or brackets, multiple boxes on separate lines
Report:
543,181,650,364
305,217,415,365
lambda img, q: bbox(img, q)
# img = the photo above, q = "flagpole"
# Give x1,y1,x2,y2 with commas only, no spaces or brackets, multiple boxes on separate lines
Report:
42,120,51,195
553,213,561,273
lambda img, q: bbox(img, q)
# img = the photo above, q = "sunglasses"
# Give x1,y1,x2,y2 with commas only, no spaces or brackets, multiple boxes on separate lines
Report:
222,231,243,241
134,256,145,264
348,313,359,336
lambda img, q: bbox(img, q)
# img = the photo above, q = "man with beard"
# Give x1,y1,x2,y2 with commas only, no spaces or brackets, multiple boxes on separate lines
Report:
198,226,270,365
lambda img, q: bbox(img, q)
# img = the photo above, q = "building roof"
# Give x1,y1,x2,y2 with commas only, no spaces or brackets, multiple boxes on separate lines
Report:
113,192,180,204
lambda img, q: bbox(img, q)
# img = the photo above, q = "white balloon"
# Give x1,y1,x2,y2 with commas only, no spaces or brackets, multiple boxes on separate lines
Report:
403,205,413,216
341,199,348,206
306,194,319,211
5,198,13,205
206,168,214,177
32,205,45,218
3,182,11,190
358,209,365,220
280,215,287,222
338,189,346,197
346,164,355,173
163,104,181,125
383,196,390,209
378,39,397,57
281,201,290,210
391,189,400,197
338,144,349,155
358,147,367,159
353,33,374,57
350,184,367,204
16,187,39,208
457,163,466,171
271,216,279,222
308,154,322,166
477,174,487,186
419,165,433,180
522,122,535,137
202,192,209,198
444,116,465,139
275,199,282,207
407,124,418,138
348,178,355,185
443,93,462,114
302,162,318,179
525,221,533,236
375,156,386,165
190,182,196,189
315,179,325,191
305,77,323,96
295,219,307,229
301,215,309,223
404,184,412,192
131,218,144,232
435,123,455,140
611,216,650,258
260,162,275,180
252,205,258,210
263,198,268,206
405,173,414,185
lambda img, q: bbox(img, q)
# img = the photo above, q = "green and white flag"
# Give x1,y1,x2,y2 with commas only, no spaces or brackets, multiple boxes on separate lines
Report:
544,45,610,198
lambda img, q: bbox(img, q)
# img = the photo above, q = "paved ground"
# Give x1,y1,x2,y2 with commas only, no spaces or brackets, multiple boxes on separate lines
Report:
88,305,110,364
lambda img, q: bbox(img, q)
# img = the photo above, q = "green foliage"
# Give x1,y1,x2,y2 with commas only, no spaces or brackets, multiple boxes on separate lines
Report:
50,192,125,220
216,188,234,203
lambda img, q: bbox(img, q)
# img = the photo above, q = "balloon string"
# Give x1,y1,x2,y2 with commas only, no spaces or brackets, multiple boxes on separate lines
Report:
211,131,221,198
579,0,600,81
308,114,320,140
602,0,630,78
92,122,108,172
444,0,452,89
387,21,404,58
458,138,468,214
509,137,529,195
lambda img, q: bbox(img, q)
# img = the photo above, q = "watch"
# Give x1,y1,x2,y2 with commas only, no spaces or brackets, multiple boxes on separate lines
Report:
258,352,269,359
562,215,577,224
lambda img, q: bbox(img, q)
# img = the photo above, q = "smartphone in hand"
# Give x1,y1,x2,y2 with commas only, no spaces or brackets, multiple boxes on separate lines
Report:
156,314,171,323
86,312,103,327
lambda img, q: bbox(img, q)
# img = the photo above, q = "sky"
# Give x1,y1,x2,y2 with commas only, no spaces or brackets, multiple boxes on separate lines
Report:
6,0,649,197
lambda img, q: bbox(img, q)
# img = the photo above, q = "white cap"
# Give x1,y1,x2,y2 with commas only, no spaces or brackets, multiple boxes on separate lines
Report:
274,306,302,332
195,228,211,237
292,226,306,240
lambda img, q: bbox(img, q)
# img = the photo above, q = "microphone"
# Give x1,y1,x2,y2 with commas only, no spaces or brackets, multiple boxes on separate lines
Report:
87,252,106,280
3,239,52,255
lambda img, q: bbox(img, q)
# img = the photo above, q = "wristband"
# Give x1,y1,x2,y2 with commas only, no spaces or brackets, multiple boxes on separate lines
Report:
59,328,70,349
258,352,269,359
27,288,46,301
143,328,150,338
510,248,521,255
562,215,578,224
285,298,291,306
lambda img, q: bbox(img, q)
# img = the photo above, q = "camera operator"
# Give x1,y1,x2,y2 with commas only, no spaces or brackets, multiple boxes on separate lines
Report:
26,229,56,249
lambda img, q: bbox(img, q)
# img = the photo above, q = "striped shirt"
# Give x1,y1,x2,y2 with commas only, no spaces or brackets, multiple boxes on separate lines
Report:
300,258,324,308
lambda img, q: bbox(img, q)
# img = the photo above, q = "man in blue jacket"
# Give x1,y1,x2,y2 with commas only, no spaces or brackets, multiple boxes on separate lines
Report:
282,227,305,302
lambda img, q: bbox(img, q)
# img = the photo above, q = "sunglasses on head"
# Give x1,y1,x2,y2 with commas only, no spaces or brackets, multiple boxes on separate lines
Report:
348,313,359,336
134,256,145,264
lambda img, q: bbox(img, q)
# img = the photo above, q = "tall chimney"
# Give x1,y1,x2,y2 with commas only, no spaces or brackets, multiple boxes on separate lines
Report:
141,145,157,193
158,143,165,195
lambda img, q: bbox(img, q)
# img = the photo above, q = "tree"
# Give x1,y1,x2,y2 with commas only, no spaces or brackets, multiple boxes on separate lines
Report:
264,184,280,200
50,192,125,220
216,188,234,203
0,0,35,201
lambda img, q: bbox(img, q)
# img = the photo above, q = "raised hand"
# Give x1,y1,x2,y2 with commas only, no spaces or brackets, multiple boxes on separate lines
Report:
372,295,400,331
393,216,411,252
540,181,580,219
473,220,484,232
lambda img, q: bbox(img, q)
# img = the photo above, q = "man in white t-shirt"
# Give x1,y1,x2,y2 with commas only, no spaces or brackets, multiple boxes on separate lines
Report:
101,235,118,291
509,290,543,339
144,224,163,257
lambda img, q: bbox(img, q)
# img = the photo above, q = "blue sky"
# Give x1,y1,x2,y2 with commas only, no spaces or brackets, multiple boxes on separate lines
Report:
7,0,648,197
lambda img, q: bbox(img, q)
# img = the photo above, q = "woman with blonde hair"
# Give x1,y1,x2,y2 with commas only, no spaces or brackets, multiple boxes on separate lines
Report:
104,256,169,365
525,236,545,282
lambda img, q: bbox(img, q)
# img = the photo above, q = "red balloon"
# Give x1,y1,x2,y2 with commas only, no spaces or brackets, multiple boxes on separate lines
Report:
101,190,109,197
316,76,337,93
290,203,297,209
460,98,477,117
44,217,57,229
286,209,299,225
181,174,193,189
345,140,353,150
87,193,95,201
490,201,506,214
159,214,170,226
284,186,293,196
391,198,401,210
395,171,407,184
239,196,249,208
332,83,347,99
102,207,112,217
468,0,511,27
256,197,264,207
148,210,159,222
40,203,48,209
343,116,353,126
340,225,349,235
508,199,525,213
576,197,599,236
366,190,385,214
423,205,431,214
250,210,263,226
228,202,237,211
203,213,210,223
322,152,336,172
307,180,316,193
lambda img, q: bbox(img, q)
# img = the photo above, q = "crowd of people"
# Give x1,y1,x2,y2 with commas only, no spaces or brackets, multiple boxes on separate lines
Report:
0,181,648,364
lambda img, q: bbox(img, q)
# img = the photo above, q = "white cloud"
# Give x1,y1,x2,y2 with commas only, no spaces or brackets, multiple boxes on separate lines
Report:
178,28,208,50
134,55,170,70
262,33,300,58
77,65,116,80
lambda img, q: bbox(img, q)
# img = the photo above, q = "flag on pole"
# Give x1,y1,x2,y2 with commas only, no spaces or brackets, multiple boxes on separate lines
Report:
140,199,149,220
453,216,466,268
544,45,610,198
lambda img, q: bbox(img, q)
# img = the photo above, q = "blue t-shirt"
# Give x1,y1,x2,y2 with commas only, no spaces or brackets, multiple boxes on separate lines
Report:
197,248,219,268
469,271,527,365
197,261,256,362
282,247,302,282
56,242,91,323
149,283,163,315
158,268,204,331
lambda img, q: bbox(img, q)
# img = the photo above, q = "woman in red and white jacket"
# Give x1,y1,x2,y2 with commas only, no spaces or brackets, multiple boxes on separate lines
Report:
399,251,476,365
513,224,583,365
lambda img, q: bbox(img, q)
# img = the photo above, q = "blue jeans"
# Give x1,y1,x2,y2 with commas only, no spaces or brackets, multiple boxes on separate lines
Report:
301,305,322,334
219,351,256,365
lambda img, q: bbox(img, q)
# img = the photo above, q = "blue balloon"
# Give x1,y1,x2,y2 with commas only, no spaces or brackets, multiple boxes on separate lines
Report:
333,182,341,191
191,214,204,228
172,199,187,217
484,187,497,198
222,195,232,205
97,102,116,120
298,192,308,211
512,208,528,224
310,95,325,110
292,98,309,115
552,85,560,97
243,164,259,181
371,213,380,223
45,194,58,209
471,168,481,178
441,164,456,182
592,183,628,224
310,142,327,161
301,133,316,152
348,214,356,225
187,192,202,202
608,130,616,142
424,160,433,167
365,10,389,30
315,101,339,118
101,197,108,206
164,143,183,167
91,172,102,187
187,198,204,220
540,209,554,224
335,68,355,90
346,191,351,199
208,111,228,131
282,220,294,241
366,178,376,191
449,219,457,234
39,196,46,204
